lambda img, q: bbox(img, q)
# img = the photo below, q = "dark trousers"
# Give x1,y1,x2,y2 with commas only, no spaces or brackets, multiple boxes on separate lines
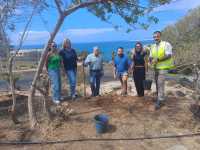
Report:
133,67,145,96
89,70,102,96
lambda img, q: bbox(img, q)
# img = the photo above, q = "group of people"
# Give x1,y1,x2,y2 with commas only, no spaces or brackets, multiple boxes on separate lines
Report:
45,30,175,110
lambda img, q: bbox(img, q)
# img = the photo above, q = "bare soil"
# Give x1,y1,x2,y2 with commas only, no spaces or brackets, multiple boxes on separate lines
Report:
0,91,200,150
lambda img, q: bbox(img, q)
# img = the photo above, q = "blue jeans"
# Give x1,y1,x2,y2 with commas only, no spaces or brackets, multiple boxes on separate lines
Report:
89,70,102,96
48,69,61,101
66,69,77,96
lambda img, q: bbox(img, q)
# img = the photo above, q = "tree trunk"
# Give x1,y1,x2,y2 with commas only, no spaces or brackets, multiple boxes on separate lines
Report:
8,56,19,124
28,15,65,128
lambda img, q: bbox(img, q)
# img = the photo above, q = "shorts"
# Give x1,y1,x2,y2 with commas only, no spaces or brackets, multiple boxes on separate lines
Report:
117,71,128,79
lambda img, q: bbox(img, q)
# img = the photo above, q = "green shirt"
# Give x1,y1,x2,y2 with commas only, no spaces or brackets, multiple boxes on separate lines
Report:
48,54,61,70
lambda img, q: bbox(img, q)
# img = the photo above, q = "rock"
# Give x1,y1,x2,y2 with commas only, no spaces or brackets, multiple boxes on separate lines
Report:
166,91,174,96
176,91,186,97
167,80,178,87
179,77,193,89
167,145,188,150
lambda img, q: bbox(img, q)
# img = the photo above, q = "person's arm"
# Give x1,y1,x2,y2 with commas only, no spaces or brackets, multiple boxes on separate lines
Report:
131,53,135,69
127,57,132,74
113,58,117,79
45,52,51,72
84,55,90,67
74,49,78,61
60,56,66,75
158,42,172,62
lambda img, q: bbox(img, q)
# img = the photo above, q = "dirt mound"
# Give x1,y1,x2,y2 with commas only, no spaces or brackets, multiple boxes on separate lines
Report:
1,93,200,150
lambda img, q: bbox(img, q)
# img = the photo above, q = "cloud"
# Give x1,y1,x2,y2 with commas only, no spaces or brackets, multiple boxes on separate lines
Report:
10,31,50,45
10,28,115,45
153,0,200,12
66,28,114,36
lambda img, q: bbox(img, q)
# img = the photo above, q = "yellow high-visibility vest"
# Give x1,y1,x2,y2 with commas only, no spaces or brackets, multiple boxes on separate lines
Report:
151,41,175,70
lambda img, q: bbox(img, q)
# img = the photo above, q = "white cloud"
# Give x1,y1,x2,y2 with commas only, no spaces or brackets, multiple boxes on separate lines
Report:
66,28,114,36
10,30,50,45
154,0,200,12
10,28,115,45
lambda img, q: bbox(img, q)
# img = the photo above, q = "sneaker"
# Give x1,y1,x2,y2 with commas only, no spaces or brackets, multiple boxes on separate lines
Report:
53,100,60,104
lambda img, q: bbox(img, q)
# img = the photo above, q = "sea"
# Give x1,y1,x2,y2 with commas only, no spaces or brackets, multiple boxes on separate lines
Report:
19,40,153,62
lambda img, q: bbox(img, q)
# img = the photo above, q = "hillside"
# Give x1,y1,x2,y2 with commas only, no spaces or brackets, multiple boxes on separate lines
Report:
162,6,200,66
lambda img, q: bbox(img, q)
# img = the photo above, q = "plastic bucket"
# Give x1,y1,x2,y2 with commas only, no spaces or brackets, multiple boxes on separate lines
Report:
143,79,152,90
94,114,109,133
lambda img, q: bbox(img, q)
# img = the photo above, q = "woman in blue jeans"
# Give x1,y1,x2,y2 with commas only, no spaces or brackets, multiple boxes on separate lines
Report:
59,39,78,100
45,42,62,104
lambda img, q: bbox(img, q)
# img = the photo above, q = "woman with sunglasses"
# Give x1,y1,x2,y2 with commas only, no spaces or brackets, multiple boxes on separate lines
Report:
132,42,147,97
45,42,62,104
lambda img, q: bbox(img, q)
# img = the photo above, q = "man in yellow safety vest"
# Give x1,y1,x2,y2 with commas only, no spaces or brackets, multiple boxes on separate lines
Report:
149,31,175,110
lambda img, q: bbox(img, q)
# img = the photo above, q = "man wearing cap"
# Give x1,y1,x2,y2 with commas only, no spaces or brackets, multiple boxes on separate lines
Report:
84,47,104,97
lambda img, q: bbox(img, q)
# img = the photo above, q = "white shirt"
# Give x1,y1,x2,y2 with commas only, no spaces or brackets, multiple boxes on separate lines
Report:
149,41,172,58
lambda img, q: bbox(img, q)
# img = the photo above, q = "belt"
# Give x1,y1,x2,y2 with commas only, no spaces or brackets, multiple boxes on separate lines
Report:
134,65,145,68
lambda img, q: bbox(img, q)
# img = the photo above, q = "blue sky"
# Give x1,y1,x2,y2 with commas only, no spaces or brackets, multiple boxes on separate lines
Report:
10,0,200,45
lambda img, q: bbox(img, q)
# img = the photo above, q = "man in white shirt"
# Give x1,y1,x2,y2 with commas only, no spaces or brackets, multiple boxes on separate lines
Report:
84,46,104,97
149,31,175,110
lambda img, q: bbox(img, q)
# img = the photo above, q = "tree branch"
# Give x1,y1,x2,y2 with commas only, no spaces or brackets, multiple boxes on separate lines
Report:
54,0,63,15
63,0,113,16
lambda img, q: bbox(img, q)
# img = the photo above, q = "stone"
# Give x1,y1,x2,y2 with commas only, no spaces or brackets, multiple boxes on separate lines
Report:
176,91,186,97
167,145,187,150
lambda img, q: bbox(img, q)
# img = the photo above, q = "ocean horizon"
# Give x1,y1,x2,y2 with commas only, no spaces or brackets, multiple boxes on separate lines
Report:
16,40,153,61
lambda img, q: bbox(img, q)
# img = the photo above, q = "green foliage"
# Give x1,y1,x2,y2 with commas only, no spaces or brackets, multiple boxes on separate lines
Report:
162,6,200,66
85,0,171,30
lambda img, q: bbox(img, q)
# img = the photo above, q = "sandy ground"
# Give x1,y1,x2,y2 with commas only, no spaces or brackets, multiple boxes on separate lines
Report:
0,78,200,150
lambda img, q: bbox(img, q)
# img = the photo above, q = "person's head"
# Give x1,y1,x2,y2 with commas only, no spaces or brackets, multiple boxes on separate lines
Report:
117,47,124,57
153,31,162,44
93,46,100,56
135,42,143,52
62,38,71,49
50,42,57,52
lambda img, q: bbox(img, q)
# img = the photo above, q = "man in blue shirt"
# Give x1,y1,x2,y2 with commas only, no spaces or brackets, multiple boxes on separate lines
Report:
84,46,104,97
113,47,131,96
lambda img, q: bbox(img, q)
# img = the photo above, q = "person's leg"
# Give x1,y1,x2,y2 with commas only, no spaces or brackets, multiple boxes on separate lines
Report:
122,73,128,95
157,71,165,101
133,69,141,96
154,70,159,97
138,68,145,96
66,69,77,97
89,71,96,96
57,69,62,99
48,69,60,103
155,70,166,109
